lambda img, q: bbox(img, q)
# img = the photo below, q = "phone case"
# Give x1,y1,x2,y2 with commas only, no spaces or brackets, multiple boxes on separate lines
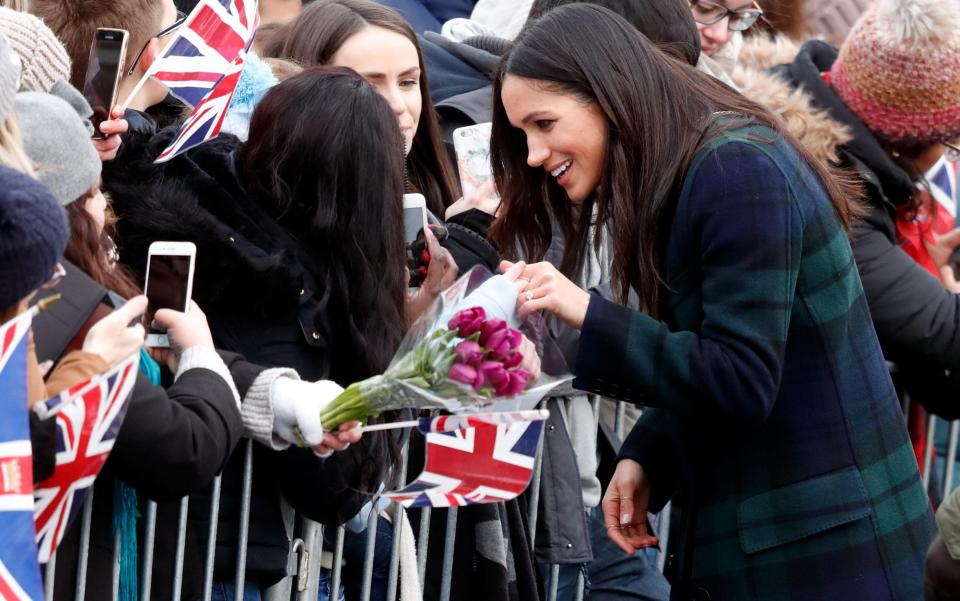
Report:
453,123,498,199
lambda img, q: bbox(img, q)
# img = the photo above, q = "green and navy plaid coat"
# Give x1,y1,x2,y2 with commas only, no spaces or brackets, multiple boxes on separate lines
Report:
573,124,935,601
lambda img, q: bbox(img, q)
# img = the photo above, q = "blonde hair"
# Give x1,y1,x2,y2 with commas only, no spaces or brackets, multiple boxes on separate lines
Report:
0,109,36,176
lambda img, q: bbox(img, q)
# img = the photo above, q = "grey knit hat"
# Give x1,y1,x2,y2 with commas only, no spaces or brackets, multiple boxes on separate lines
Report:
0,7,70,92
15,80,100,206
0,31,21,123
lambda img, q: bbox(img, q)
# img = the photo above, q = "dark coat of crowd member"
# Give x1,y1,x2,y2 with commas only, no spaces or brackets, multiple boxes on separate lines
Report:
490,5,934,600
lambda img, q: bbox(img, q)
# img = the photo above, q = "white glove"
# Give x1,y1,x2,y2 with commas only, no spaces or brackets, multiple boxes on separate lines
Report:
270,377,344,446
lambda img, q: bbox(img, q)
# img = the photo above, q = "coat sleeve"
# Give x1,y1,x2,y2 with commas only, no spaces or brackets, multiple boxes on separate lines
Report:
106,368,244,501
572,142,802,426
850,204,960,369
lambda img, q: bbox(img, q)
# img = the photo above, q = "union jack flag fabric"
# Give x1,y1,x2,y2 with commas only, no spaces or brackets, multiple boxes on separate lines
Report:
33,353,138,563
384,418,544,508
416,409,549,433
924,156,957,222
0,311,43,600
145,0,258,108
155,51,247,163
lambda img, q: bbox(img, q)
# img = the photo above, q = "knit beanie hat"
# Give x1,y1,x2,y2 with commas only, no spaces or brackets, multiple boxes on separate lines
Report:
15,80,101,206
0,164,68,309
0,31,21,123
829,0,960,148
0,8,70,92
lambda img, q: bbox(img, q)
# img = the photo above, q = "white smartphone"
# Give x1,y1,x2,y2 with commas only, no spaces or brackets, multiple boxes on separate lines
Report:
403,193,428,246
453,123,497,199
143,241,196,348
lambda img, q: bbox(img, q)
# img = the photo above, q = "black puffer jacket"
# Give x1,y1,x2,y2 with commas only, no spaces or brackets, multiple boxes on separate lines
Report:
102,116,394,595
775,41,960,419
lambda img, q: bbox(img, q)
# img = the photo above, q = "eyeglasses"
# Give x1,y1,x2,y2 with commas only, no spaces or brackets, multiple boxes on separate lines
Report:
41,262,66,290
945,141,960,162
127,10,187,76
689,0,763,31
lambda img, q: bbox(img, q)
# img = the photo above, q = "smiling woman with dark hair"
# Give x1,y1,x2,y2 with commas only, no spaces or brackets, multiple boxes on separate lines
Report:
491,4,934,600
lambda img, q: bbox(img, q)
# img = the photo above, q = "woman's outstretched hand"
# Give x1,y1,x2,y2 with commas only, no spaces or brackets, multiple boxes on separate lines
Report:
602,459,659,555
406,226,459,326
500,260,591,329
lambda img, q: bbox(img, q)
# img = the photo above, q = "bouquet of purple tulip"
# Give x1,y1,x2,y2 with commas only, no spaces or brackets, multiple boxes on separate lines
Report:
318,267,571,430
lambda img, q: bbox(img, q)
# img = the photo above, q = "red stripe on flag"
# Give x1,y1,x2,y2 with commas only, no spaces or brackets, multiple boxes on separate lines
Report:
234,0,248,28
2,322,15,359
188,4,246,61
154,71,222,83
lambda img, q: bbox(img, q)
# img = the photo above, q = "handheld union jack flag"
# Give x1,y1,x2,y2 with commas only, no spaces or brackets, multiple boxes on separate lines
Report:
383,414,546,508
924,156,957,222
33,353,139,563
140,0,258,108
0,311,43,600
154,51,247,163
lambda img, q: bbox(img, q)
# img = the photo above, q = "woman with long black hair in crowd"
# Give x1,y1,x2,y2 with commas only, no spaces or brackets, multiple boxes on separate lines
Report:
490,4,934,600
104,67,457,600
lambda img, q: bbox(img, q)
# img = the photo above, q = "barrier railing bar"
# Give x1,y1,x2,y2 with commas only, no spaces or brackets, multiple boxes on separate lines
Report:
438,507,458,601
360,494,381,601
527,403,547,543
140,500,157,601
329,526,346,599
112,530,121,600
657,501,672,573
73,491,94,601
170,496,190,601
573,569,585,601
923,415,938,491
944,420,959,495
416,507,431,588
615,401,626,440
234,440,255,601
44,549,56,601
201,475,223,601
546,564,559,601
385,444,410,601
901,391,911,423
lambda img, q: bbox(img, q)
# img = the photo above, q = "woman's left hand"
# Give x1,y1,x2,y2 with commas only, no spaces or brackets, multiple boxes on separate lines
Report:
501,260,591,329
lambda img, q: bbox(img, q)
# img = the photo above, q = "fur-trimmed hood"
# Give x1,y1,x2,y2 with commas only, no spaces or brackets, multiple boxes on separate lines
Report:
730,34,853,166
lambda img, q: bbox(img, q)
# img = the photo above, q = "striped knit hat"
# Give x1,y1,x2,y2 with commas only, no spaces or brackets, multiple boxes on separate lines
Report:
829,0,960,148
0,7,70,93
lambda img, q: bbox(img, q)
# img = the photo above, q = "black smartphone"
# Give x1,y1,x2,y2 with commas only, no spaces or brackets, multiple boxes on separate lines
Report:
81,28,128,140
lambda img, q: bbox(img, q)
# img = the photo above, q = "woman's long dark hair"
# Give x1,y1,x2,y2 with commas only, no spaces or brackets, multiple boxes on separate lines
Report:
243,67,407,483
263,0,459,218
243,66,407,384
490,4,862,313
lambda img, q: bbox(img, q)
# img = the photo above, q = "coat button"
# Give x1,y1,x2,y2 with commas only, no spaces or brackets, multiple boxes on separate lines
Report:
311,331,321,341
300,288,305,296
566,543,573,549
693,588,711,601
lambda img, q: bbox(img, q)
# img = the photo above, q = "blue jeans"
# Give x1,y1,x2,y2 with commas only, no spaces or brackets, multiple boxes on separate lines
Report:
586,505,670,601
209,581,262,601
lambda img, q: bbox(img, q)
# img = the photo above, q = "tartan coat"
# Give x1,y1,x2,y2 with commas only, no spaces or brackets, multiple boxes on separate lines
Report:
573,124,935,601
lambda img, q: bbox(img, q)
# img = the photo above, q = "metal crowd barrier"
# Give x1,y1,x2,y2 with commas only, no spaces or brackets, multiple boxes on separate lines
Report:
40,398,714,601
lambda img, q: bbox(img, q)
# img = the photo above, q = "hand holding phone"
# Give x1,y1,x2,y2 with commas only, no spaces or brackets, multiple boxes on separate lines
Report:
82,28,128,139
144,242,196,347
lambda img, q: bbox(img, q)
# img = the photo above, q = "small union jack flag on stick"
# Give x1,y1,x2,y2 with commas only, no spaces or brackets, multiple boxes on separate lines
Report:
0,310,44,600
383,412,546,508
33,352,139,563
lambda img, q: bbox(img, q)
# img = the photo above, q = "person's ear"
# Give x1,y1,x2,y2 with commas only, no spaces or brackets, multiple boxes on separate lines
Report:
139,38,161,72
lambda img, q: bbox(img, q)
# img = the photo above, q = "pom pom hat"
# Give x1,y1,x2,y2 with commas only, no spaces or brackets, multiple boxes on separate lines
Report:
829,0,960,147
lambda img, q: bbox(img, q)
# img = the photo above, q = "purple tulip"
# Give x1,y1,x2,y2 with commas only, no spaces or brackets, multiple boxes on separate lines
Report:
484,328,522,359
480,361,510,394
454,340,484,366
502,351,524,369
478,319,507,346
449,363,485,391
503,370,529,396
448,307,486,337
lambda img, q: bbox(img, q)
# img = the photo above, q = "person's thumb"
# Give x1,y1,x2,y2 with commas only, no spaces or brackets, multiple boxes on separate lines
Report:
619,494,636,527
500,260,525,281
114,295,148,324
